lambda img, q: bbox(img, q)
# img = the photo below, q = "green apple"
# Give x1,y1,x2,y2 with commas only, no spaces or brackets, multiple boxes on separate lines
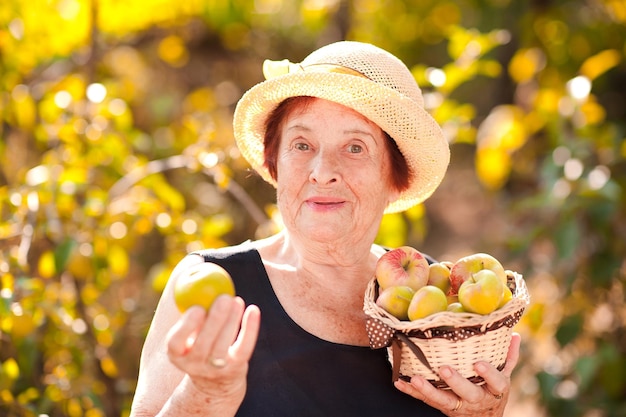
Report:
375,246,429,291
449,253,507,296
407,285,448,321
427,262,451,294
375,286,415,320
458,269,504,315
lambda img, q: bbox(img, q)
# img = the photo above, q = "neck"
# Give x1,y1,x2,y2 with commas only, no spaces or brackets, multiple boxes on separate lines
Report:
259,230,384,293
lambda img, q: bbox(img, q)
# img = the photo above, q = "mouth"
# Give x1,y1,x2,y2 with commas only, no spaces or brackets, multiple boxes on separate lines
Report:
306,197,346,208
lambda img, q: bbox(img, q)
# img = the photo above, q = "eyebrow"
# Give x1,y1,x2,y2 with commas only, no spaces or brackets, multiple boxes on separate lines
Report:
285,124,376,140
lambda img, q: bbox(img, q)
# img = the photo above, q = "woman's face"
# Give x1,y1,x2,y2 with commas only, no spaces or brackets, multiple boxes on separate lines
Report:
275,98,400,244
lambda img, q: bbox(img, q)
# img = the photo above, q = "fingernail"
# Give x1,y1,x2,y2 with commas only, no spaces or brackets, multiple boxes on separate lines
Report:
440,366,453,378
475,362,487,373
394,379,406,389
410,377,423,389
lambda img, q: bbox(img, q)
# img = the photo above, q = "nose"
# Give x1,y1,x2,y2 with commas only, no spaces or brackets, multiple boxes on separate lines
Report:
308,150,340,185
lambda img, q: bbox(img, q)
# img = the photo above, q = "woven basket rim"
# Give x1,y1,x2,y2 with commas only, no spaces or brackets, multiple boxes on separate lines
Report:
363,271,530,333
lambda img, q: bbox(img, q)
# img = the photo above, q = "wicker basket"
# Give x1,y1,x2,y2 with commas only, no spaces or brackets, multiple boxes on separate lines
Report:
363,271,530,389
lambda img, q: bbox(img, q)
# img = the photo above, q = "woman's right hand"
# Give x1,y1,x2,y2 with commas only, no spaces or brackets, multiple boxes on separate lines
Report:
166,295,261,408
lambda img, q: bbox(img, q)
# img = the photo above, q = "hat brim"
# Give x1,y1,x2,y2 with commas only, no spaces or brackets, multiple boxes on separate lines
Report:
233,71,450,213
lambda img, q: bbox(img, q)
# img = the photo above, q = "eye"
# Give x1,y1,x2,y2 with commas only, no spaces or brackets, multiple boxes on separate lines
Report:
294,142,310,151
347,143,363,153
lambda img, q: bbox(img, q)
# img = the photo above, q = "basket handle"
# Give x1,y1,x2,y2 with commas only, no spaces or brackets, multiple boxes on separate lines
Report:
391,333,433,382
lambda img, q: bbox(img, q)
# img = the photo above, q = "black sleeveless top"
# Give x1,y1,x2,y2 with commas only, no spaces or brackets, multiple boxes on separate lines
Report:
194,245,444,417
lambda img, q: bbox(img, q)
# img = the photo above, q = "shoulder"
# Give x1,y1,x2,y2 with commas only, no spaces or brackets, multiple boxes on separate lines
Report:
190,240,256,261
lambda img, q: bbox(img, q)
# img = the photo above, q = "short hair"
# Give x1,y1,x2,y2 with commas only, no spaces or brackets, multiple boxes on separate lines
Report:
263,96,411,193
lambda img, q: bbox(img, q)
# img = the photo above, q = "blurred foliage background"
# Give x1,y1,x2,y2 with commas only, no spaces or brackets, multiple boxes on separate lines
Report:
1,0,625,416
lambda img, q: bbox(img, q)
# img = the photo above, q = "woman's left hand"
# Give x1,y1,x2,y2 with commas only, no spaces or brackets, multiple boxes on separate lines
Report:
394,332,521,417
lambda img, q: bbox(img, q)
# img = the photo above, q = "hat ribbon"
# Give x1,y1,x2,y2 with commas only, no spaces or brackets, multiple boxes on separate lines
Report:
263,59,370,81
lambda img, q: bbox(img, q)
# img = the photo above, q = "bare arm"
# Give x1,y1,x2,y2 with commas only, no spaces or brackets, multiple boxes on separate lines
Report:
130,255,261,417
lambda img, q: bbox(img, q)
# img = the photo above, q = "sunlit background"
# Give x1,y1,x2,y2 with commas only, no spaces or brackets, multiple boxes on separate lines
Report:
1,0,625,416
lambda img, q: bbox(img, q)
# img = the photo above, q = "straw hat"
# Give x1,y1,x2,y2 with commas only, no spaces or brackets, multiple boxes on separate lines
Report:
233,41,450,213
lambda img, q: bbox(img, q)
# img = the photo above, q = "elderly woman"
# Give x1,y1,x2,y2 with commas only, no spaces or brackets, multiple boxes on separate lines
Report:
130,41,520,417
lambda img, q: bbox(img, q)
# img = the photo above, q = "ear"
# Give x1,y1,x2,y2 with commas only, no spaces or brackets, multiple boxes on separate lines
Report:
386,188,401,207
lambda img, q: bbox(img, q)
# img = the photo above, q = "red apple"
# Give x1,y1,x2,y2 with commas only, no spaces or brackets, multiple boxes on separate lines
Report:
375,246,429,291
449,253,507,296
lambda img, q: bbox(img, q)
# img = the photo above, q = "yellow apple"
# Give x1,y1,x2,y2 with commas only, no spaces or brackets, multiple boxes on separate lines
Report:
446,302,465,313
498,285,513,309
457,269,504,315
375,246,429,291
375,286,415,320
427,262,451,294
174,262,235,313
407,285,448,321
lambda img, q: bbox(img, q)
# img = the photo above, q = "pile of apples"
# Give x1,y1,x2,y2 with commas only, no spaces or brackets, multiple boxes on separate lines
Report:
374,246,514,321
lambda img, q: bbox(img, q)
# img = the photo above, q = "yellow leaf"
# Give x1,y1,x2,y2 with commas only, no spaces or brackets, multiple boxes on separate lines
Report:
476,147,512,190
580,49,621,80
85,409,105,417
477,105,527,153
16,387,39,404
100,355,119,378
534,88,561,114
158,35,189,67
149,263,171,293
107,244,129,277
12,92,36,129
80,283,100,306
3,358,20,380
66,397,83,417
509,48,545,83
38,250,56,279
375,213,408,248
0,389,14,404
580,100,606,125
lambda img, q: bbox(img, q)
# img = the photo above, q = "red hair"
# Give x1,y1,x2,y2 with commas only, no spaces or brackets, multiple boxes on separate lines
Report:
262,96,411,192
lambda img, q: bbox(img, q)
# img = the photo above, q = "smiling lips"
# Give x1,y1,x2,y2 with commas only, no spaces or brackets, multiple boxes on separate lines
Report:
306,196,346,208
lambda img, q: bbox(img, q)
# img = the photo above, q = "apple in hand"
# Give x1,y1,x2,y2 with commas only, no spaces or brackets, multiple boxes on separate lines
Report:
427,262,451,294
407,285,448,321
174,262,235,313
457,269,504,315
376,246,429,291
376,286,415,320
449,253,507,296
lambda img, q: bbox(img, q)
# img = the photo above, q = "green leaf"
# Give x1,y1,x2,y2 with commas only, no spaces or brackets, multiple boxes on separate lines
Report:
574,355,599,392
554,217,580,260
555,314,583,347
54,238,76,273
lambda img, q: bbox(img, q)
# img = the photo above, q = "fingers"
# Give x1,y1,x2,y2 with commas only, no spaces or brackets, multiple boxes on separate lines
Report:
395,333,523,415
201,296,246,360
232,304,261,362
474,332,521,397
502,332,521,377
166,296,261,372
167,306,207,357
394,373,458,411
